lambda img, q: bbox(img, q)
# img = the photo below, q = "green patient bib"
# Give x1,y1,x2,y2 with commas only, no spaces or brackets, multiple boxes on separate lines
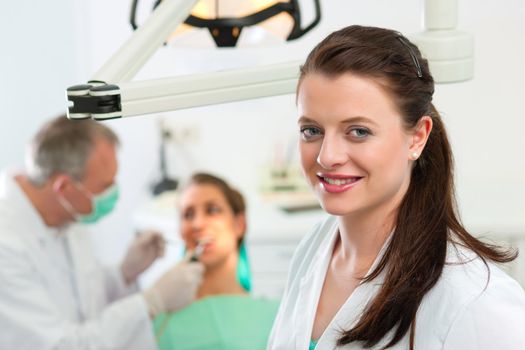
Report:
153,295,279,350
309,340,318,350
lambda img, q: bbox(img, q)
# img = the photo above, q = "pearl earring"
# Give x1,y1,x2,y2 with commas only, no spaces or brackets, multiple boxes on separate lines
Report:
411,152,419,160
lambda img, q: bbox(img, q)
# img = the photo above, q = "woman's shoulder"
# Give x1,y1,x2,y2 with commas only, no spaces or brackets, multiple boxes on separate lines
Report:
440,246,525,348
415,243,525,348
440,243,524,299
431,242,525,310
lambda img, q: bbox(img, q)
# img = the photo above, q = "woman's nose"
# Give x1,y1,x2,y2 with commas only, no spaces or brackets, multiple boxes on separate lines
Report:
316,133,349,169
190,212,207,231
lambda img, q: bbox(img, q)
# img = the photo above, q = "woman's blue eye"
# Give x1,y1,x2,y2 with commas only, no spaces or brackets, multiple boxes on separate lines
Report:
300,126,322,140
349,127,371,138
207,205,222,215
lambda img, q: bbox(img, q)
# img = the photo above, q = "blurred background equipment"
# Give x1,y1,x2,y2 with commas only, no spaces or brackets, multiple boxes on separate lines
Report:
151,119,179,196
413,0,474,83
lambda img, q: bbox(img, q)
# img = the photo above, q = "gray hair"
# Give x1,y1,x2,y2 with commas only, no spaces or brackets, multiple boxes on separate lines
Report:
26,115,119,185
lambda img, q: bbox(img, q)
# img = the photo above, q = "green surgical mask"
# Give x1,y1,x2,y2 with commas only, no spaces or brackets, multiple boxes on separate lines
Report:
79,184,119,224
59,183,119,224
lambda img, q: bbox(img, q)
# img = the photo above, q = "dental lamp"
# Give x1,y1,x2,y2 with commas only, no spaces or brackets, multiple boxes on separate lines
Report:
66,0,473,121
131,0,321,47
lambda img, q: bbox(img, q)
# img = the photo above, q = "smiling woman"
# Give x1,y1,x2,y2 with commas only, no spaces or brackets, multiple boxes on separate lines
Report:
296,72,424,217
152,173,278,350
268,25,525,350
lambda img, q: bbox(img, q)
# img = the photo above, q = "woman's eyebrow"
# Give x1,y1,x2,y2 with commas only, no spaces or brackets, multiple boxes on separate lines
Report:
341,116,378,127
298,115,378,126
297,116,316,124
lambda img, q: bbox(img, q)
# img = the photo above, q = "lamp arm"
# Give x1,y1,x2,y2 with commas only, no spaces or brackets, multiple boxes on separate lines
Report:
92,0,199,84
68,61,300,120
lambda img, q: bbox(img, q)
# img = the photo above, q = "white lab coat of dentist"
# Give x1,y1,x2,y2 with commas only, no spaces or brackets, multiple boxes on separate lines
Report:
0,173,157,350
268,216,525,350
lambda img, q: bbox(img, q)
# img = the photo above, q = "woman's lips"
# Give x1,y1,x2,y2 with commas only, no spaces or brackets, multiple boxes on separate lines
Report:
317,174,363,193
191,237,214,257
196,237,213,245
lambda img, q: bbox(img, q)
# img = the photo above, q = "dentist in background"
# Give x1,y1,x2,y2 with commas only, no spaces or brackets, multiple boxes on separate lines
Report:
0,115,204,349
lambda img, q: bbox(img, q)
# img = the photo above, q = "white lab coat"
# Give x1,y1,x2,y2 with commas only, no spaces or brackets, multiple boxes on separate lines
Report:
0,172,156,350
269,216,525,349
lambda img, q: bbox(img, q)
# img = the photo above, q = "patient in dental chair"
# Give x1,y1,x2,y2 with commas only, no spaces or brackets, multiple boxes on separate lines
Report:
153,173,279,350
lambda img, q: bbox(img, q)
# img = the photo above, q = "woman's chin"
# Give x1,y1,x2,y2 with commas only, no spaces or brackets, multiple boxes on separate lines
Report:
319,201,350,216
321,202,363,217
199,254,221,268
199,251,236,270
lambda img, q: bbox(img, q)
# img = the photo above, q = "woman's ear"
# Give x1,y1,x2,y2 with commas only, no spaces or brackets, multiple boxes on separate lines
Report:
234,212,247,239
409,116,433,159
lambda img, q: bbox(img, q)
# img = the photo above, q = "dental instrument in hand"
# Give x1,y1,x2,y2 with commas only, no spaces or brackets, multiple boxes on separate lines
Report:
190,237,212,262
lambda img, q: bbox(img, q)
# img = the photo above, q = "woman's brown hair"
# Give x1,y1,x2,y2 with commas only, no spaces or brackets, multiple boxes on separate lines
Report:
298,25,516,349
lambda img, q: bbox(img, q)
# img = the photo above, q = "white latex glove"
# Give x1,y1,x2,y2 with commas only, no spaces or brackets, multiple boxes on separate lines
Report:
143,256,204,318
120,231,166,285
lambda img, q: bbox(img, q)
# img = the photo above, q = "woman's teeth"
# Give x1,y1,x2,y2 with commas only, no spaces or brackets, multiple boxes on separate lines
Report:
196,237,213,245
323,177,358,185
